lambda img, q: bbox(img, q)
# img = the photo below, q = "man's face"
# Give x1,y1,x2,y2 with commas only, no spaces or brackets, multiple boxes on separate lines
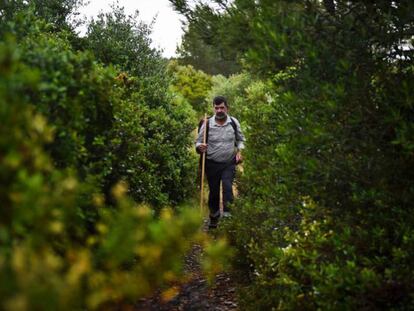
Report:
214,102,228,120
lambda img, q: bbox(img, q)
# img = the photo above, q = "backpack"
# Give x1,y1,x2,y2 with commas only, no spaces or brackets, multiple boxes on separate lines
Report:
196,116,238,154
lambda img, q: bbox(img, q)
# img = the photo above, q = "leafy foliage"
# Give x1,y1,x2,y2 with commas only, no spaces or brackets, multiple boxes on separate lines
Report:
168,60,213,115
175,0,414,309
0,40,207,310
0,0,86,33
205,72,253,120
85,4,169,105
170,1,242,76
2,8,197,207
0,5,230,310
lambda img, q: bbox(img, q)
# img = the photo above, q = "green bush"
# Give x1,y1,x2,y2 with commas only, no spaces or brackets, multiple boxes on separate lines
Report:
168,60,213,116
108,87,197,205
0,41,228,310
0,5,230,309
85,4,170,107
208,1,414,309
2,11,197,207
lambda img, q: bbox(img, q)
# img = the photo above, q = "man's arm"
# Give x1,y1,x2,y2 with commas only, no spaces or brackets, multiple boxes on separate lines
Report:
195,122,208,153
234,118,245,150
234,118,245,163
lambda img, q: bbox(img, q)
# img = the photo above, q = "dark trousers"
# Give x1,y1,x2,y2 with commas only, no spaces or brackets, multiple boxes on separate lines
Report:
205,158,236,219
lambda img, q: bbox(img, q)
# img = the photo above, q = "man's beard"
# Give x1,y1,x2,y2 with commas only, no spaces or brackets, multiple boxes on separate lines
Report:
215,113,227,120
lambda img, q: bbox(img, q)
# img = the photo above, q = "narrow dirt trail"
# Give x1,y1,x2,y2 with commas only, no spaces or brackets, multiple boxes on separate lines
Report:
135,220,238,311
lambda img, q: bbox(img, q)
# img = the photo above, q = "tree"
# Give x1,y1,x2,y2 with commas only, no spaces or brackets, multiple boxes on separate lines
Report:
168,60,213,115
86,4,170,105
170,1,243,76
0,0,86,30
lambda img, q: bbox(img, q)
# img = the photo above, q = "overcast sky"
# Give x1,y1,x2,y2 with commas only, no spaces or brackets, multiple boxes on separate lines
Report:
78,0,185,58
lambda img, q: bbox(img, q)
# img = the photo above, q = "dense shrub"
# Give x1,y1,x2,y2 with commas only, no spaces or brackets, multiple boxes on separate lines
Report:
2,11,197,207
85,4,170,107
189,1,414,309
108,88,197,205
168,60,213,116
0,5,229,310
0,41,191,309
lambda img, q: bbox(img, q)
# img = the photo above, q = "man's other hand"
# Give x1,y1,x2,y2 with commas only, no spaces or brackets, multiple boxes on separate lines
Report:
236,151,243,164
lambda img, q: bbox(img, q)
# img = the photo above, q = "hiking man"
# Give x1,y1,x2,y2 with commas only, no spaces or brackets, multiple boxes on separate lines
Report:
196,96,245,229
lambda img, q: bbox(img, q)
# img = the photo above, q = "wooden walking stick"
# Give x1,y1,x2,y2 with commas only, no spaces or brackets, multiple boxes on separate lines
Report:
199,113,208,212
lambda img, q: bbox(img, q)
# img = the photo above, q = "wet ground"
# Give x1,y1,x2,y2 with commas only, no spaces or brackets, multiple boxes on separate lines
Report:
135,220,238,311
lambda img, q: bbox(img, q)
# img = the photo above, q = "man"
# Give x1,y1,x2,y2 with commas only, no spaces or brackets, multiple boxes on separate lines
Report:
196,96,245,229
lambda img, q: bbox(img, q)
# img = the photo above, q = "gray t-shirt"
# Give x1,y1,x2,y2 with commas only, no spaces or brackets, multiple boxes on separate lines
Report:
196,115,245,163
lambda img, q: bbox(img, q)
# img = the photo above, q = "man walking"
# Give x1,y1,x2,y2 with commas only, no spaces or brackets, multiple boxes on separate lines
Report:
196,96,245,229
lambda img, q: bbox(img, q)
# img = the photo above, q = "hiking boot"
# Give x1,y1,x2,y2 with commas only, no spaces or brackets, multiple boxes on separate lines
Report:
208,217,219,229
222,211,232,218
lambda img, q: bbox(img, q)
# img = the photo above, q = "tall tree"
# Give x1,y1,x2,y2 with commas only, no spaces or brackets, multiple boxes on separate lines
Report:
0,0,86,30
170,1,243,76
86,4,162,78
86,4,169,105
168,60,213,115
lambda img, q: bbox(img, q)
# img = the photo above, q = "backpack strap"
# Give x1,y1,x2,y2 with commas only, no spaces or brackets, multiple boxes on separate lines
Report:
229,117,239,143
206,117,210,144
